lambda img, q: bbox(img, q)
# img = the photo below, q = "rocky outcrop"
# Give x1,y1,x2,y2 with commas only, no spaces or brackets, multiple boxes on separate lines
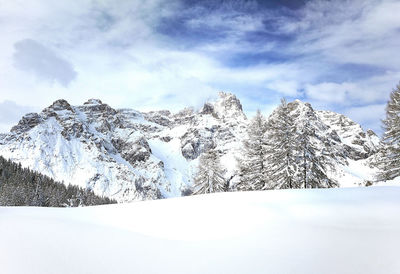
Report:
143,110,172,127
11,113,42,133
112,136,152,165
44,99,74,112
317,110,380,160
181,129,215,160
200,103,215,115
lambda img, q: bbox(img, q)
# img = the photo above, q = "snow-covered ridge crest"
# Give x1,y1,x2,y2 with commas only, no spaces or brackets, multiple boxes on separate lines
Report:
0,94,380,201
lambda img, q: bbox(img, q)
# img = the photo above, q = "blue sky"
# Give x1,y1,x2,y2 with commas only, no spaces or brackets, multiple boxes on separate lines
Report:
0,0,400,134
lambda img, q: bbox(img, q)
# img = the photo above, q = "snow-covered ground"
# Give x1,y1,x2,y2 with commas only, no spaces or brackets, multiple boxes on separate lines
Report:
335,159,378,187
1,187,400,274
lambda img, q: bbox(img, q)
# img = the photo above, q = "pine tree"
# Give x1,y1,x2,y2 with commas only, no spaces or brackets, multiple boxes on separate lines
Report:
295,117,339,189
236,110,268,191
193,149,226,194
264,99,342,189
376,83,400,181
264,99,298,189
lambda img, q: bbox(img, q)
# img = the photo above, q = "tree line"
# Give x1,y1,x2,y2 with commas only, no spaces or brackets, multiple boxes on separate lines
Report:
0,155,116,207
193,82,400,194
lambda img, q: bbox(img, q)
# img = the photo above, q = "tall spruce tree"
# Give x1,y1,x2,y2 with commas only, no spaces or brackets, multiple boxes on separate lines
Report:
264,99,341,189
376,83,400,181
295,116,339,189
264,99,298,189
193,149,226,194
236,110,268,191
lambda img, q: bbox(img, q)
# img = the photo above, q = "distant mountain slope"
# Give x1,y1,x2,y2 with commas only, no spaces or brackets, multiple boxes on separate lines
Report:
0,93,381,202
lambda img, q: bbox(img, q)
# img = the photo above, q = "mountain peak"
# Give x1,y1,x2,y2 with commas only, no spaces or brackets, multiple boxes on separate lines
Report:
289,99,313,110
82,99,117,116
10,112,42,133
46,99,74,112
211,92,246,120
217,92,242,109
84,99,103,105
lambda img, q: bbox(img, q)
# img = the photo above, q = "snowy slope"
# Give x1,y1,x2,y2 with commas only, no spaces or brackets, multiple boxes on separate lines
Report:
1,187,400,274
0,94,382,201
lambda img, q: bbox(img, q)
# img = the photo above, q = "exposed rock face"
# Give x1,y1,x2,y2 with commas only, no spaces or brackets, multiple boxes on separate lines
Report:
181,129,215,160
200,103,215,115
45,99,74,112
143,110,172,127
317,110,380,160
11,113,42,134
112,136,152,165
0,93,380,202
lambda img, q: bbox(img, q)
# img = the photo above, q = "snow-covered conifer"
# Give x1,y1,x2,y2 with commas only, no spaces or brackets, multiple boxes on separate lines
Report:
193,149,226,194
236,110,268,191
376,83,400,181
295,118,339,188
264,99,298,189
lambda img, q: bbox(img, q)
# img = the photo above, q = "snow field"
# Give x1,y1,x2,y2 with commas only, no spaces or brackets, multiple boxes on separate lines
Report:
1,186,400,274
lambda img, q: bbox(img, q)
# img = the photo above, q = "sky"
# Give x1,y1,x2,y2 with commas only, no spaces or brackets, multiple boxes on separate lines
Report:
0,0,400,134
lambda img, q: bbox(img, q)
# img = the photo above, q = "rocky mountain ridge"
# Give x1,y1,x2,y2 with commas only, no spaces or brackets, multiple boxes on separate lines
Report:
0,93,380,202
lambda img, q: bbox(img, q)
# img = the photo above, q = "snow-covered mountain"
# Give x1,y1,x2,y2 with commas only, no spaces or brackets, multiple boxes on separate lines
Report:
0,93,380,202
